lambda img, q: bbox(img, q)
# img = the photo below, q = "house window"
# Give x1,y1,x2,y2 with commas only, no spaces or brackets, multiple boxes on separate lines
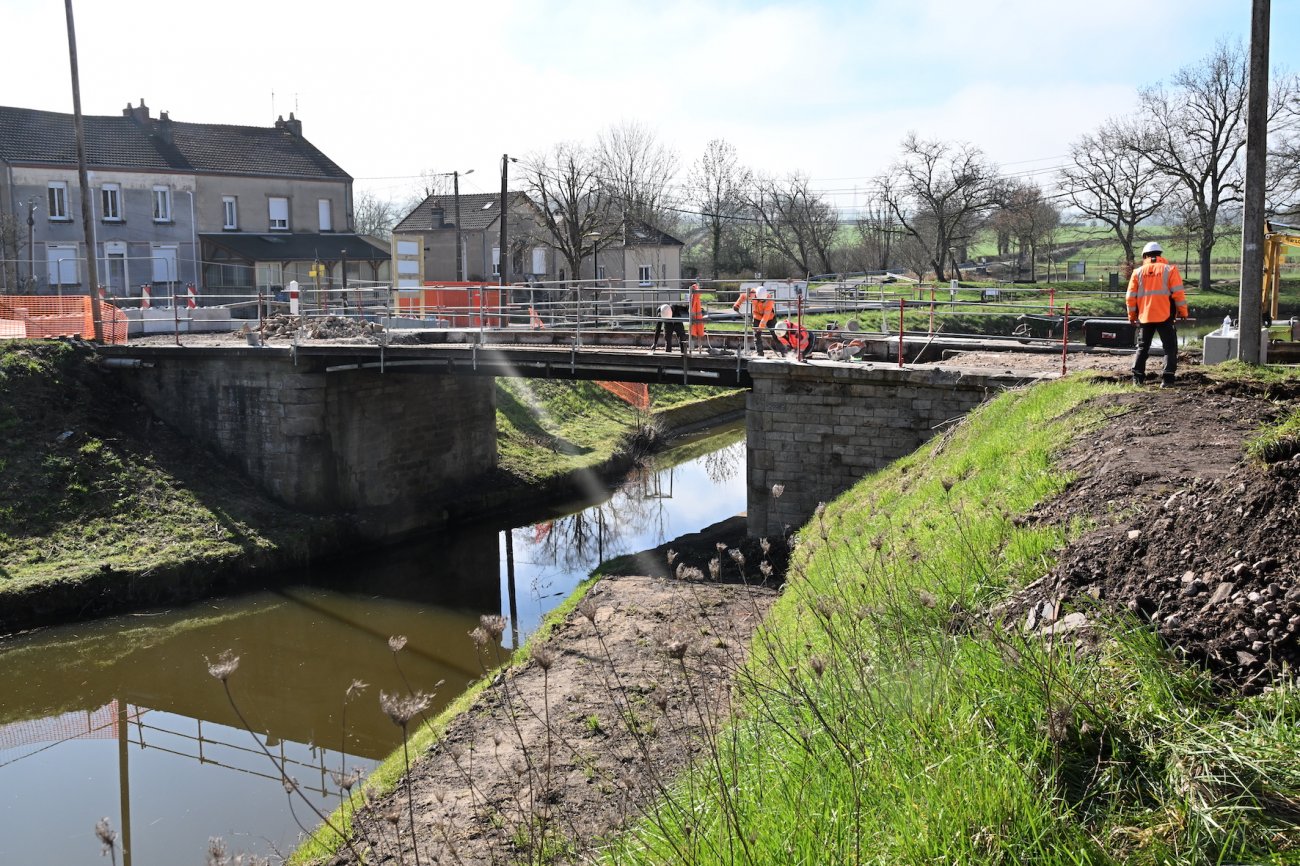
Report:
638,265,652,286
492,247,500,277
46,243,79,286
48,182,69,220
100,184,122,222
597,265,606,280
151,244,179,285
152,186,172,222
269,197,289,231
222,196,238,230
531,247,546,275
318,199,332,232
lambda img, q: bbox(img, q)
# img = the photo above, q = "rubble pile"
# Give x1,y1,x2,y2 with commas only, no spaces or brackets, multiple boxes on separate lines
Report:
1002,384,1300,693
231,314,384,342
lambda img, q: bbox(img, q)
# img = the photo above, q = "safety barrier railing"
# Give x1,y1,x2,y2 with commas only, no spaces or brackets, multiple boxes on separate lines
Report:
3,277,1140,379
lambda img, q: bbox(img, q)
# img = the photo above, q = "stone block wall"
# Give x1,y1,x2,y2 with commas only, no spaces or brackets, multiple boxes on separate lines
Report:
118,354,497,537
746,361,1030,536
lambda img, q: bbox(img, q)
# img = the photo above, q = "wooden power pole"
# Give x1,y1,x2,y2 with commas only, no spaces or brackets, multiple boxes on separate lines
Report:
1237,0,1270,364
64,0,103,342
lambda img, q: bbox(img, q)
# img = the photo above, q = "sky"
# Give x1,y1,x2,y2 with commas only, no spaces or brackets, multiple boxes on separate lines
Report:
3,0,1297,218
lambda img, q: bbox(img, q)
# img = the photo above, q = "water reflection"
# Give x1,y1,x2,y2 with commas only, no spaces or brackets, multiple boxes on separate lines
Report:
0,423,746,864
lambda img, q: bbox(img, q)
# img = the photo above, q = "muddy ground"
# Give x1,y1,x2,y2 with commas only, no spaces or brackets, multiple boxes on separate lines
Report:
326,362,1299,865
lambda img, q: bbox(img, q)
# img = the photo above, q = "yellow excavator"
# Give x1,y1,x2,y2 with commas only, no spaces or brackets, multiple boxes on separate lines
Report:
1263,220,1300,324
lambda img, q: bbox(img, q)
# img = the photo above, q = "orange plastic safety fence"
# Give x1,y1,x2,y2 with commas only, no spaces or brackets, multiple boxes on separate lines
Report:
0,295,128,345
596,381,650,411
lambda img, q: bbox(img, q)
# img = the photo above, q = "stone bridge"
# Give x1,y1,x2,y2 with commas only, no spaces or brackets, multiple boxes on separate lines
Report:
98,341,1047,539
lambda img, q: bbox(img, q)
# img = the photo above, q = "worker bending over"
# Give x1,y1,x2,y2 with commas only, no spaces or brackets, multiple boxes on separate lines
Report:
733,286,785,357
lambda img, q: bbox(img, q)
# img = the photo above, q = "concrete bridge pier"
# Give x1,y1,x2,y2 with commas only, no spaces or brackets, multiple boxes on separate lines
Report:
115,354,497,539
746,362,1035,537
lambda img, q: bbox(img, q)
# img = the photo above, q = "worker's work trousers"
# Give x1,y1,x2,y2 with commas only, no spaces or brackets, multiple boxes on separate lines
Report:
652,320,687,353
1133,318,1178,383
753,321,785,356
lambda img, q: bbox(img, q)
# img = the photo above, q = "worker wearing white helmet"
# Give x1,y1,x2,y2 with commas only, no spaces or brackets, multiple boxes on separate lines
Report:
1126,241,1189,387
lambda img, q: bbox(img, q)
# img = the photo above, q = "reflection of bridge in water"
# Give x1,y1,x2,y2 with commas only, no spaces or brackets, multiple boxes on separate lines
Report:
0,699,342,866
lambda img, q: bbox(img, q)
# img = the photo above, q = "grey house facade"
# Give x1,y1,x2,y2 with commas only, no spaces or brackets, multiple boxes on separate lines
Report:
0,100,386,300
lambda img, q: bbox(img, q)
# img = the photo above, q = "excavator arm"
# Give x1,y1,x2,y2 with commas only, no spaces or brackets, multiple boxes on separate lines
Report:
1263,220,1300,323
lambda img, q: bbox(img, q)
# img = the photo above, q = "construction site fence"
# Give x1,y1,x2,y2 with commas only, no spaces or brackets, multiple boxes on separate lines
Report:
0,295,128,344
0,278,1132,351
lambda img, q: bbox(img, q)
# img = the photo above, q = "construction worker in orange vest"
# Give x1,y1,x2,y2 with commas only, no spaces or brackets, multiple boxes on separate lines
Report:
688,283,708,352
733,285,785,357
1126,241,1189,387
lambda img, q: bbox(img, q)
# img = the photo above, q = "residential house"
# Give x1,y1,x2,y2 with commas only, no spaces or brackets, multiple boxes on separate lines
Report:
392,191,549,287
392,193,684,293
0,100,387,301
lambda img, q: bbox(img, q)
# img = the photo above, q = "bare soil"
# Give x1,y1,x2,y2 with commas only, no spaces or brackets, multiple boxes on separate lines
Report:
328,362,1300,865
332,524,784,866
1005,370,1300,693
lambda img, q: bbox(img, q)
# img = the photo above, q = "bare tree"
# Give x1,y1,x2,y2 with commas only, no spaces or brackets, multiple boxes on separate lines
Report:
1059,118,1174,266
0,210,20,291
991,181,1060,280
1270,90,1300,218
596,121,679,232
1134,41,1296,288
523,142,614,287
686,139,751,280
352,191,401,239
850,193,899,273
749,173,840,277
877,134,1002,282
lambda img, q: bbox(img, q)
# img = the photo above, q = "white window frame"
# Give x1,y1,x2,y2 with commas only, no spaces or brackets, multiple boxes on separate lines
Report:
152,186,172,222
48,182,69,220
317,198,332,232
222,196,238,230
492,247,500,277
150,243,179,285
100,183,122,222
637,265,652,286
46,243,79,286
269,196,289,231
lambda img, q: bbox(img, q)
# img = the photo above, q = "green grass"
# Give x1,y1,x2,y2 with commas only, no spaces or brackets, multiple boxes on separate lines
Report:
0,341,314,589
495,379,727,483
603,376,1300,865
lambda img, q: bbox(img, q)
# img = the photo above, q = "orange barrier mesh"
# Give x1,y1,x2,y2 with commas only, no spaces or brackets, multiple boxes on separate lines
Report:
597,381,650,411
0,295,128,345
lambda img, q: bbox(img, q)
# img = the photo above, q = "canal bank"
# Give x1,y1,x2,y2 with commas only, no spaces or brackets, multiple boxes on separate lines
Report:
0,420,754,865
0,341,745,634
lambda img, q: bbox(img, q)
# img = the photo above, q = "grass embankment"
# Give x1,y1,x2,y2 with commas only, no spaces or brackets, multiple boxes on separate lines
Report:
495,378,735,483
605,377,1300,865
0,340,739,625
0,341,323,603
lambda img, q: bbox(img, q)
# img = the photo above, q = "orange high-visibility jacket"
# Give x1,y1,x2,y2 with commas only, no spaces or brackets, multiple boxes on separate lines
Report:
1126,256,1189,324
734,291,775,328
689,286,705,338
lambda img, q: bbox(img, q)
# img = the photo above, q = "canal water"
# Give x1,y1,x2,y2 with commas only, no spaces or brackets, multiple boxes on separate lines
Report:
0,423,746,865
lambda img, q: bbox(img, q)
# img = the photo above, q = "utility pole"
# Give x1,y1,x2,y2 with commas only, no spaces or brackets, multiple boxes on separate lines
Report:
453,170,464,281
1237,0,1270,365
64,0,102,341
499,154,510,288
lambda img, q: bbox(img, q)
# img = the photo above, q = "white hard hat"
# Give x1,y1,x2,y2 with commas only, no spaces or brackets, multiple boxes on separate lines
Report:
775,320,789,338
754,287,769,299
1142,241,1163,256
659,303,673,318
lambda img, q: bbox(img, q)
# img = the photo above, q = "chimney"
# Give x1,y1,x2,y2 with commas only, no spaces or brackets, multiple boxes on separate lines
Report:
122,99,151,125
275,111,303,137
156,110,173,146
